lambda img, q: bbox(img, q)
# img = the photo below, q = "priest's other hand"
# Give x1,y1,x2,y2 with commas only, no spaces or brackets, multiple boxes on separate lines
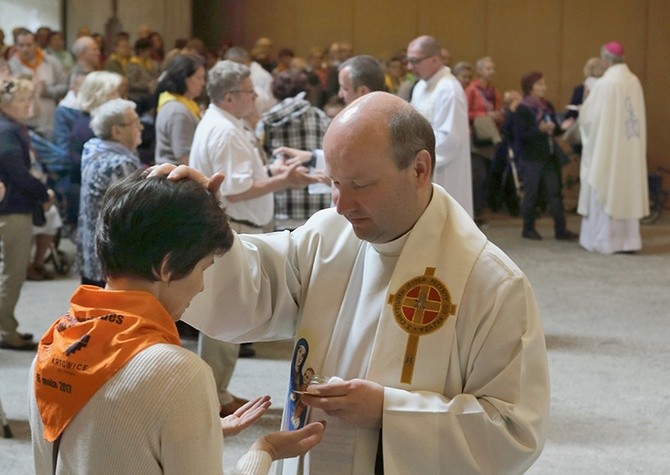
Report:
300,378,384,429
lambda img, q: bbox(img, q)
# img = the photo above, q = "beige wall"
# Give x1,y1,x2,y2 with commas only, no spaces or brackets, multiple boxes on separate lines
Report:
66,0,192,54
209,0,668,171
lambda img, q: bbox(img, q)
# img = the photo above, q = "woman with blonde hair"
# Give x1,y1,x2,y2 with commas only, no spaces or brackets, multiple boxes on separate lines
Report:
57,71,124,229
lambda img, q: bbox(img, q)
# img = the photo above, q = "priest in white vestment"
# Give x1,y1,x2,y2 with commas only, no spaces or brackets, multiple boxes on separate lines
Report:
181,92,549,474
407,35,474,217
578,41,648,254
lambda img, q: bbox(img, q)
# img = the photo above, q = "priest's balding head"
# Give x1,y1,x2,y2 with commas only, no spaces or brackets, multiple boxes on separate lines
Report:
323,92,435,243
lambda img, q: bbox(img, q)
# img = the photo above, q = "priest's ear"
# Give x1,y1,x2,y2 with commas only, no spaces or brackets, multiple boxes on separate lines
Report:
411,149,432,186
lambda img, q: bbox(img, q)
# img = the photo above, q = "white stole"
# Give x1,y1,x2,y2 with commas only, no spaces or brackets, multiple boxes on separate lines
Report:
282,185,487,473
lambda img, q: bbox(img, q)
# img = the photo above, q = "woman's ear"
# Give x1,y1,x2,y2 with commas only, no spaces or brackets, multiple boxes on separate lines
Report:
156,255,173,282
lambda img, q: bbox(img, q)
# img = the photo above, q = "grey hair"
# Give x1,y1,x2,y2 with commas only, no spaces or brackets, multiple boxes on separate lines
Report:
90,98,136,140
206,60,250,104
388,101,435,172
78,71,123,113
223,46,251,65
339,55,386,92
583,57,607,78
72,36,95,57
452,61,473,76
600,46,625,65
475,56,493,72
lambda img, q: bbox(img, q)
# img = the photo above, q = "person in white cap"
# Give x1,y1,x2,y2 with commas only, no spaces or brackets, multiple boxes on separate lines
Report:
577,41,648,254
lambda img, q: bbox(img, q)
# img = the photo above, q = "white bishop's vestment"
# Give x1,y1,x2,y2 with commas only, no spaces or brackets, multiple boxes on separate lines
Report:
183,185,549,474
578,63,648,253
411,67,473,217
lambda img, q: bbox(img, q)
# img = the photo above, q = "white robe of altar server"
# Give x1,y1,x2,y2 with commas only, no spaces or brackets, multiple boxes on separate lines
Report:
183,185,549,474
578,63,648,253
411,67,474,217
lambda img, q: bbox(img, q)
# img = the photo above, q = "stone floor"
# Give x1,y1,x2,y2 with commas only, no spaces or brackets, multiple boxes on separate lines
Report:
1,211,669,474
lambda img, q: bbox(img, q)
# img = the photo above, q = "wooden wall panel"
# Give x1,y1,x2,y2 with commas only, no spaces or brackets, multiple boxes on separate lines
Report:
415,0,487,65
237,0,298,52
353,0,418,60
645,0,670,170
292,1,354,55
487,1,563,101
561,0,647,106
205,0,668,170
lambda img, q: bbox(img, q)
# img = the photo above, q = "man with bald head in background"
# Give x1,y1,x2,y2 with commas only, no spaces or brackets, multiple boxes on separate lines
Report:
173,91,549,474
70,35,100,77
407,35,473,217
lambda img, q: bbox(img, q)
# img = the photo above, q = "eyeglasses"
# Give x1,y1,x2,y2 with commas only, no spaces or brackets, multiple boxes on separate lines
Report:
230,89,256,95
405,55,433,65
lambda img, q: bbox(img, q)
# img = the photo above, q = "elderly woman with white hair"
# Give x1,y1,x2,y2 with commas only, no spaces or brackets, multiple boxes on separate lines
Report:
55,70,124,230
77,98,143,287
0,77,54,350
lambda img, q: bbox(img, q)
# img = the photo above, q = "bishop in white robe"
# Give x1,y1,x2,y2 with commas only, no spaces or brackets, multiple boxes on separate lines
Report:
578,43,648,254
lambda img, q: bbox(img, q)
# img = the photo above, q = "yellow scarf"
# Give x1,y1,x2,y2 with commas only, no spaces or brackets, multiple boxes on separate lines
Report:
34,285,180,442
107,53,129,73
129,55,155,71
158,91,201,121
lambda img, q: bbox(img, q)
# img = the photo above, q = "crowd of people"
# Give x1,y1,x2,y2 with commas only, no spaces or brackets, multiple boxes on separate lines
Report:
0,21,649,474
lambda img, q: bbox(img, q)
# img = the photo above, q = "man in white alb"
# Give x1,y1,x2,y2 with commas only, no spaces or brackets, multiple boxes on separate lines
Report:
407,35,473,217
189,60,318,416
177,92,549,474
578,41,648,254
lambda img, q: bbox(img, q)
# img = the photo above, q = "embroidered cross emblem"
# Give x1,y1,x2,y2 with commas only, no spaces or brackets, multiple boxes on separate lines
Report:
388,267,456,384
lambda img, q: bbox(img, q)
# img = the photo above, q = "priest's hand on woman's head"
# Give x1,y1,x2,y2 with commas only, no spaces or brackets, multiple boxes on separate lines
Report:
145,164,225,200
300,377,384,430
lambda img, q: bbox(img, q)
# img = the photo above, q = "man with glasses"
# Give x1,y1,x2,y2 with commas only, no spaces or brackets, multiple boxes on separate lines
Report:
407,35,473,217
189,60,321,417
8,28,67,138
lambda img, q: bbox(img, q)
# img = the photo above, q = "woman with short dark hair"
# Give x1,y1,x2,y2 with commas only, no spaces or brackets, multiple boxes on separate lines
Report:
512,72,577,241
154,54,206,165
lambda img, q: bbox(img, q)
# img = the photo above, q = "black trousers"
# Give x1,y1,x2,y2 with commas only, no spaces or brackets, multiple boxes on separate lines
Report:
520,157,567,235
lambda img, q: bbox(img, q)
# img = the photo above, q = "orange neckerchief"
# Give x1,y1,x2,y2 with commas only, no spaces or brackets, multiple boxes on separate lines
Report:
34,285,180,442
18,46,45,70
